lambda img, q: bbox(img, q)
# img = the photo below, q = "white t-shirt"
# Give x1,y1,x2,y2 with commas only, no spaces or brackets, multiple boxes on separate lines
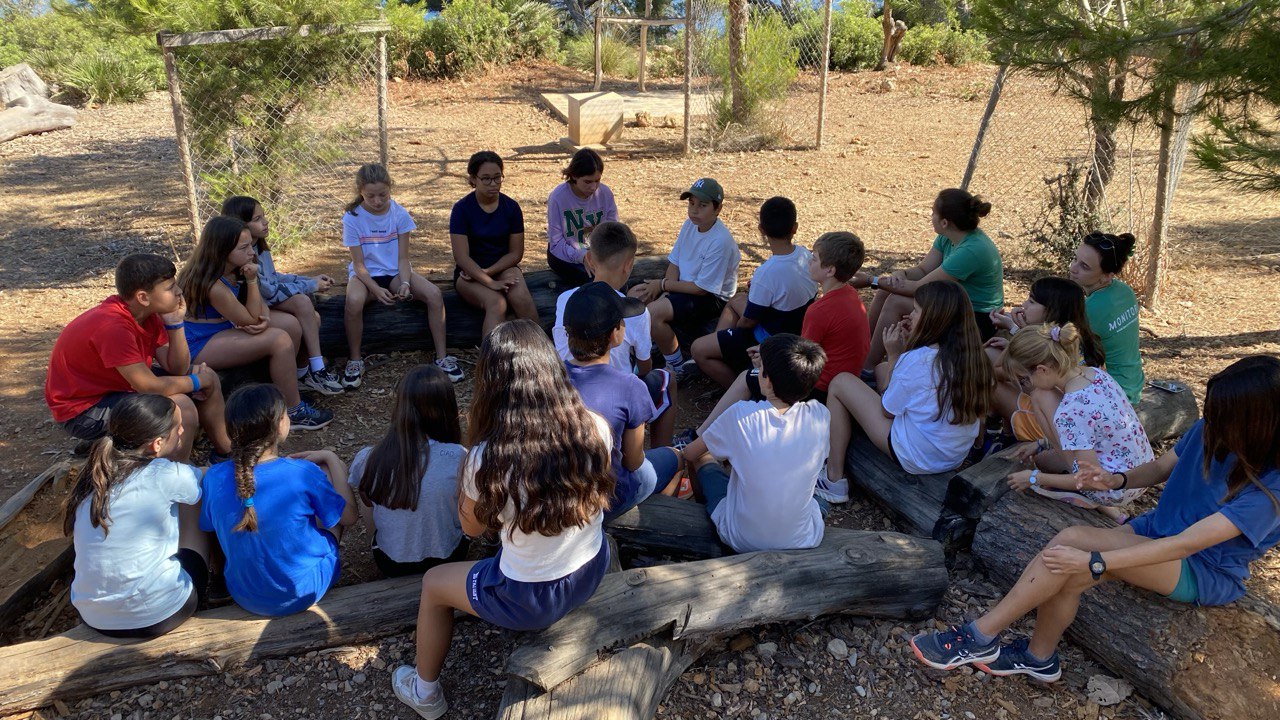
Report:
460,414,611,582
552,286,652,371
881,346,981,475
71,459,202,630
667,219,740,300
342,199,417,277
748,246,817,312
348,441,468,564
701,399,828,553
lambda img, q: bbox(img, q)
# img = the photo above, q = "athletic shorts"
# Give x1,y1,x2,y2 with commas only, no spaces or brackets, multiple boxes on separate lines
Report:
466,537,610,632
744,369,828,405
973,311,997,342
61,392,132,441
89,549,209,639
371,275,396,290
1165,559,1199,604
666,291,725,332
185,319,234,362
547,252,591,287
716,327,759,374
372,540,469,579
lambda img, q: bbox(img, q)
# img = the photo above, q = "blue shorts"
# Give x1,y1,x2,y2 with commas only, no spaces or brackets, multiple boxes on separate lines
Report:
1166,559,1199,604
606,447,682,521
184,320,234,362
694,462,732,515
466,537,610,632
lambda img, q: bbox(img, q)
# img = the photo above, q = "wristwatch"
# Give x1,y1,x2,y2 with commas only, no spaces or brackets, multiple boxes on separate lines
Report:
1089,551,1106,580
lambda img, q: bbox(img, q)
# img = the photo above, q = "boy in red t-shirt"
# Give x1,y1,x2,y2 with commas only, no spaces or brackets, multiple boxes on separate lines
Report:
46,253,230,461
678,231,870,443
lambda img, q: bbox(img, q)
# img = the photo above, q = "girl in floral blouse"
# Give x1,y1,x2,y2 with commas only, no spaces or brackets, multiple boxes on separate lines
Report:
1001,322,1153,523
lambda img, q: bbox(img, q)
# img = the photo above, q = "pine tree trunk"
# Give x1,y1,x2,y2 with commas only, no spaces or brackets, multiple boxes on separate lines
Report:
1083,62,1128,214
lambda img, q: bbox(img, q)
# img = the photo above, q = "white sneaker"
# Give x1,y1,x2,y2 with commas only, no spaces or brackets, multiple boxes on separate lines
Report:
391,665,448,720
435,355,465,383
814,465,851,504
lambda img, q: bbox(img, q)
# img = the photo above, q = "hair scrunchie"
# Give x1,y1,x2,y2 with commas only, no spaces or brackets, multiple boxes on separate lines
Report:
242,497,255,508
1050,326,1061,342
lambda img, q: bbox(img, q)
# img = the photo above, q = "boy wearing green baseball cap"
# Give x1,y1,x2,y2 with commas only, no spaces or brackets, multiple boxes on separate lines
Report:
628,178,741,374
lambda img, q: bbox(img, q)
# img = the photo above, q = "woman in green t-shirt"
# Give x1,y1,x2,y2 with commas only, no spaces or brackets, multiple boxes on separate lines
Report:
854,188,1005,376
1069,231,1145,405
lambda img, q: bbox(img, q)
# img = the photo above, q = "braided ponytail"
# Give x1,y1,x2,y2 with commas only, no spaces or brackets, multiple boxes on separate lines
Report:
224,384,288,534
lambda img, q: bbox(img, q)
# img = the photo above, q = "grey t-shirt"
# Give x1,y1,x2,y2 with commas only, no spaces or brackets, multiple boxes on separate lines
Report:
348,441,467,563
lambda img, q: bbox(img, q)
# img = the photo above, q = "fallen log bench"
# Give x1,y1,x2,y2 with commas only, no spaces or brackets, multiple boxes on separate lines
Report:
313,257,669,356
843,382,1200,551
972,489,1280,720
498,526,948,719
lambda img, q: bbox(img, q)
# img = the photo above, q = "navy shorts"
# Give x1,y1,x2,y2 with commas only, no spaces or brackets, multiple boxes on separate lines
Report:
466,537,610,632
372,274,396,290
666,291,725,332
641,368,674,416
716,327,759,374
547,252,592,287
61,392,132,441
694,462,732,515
744,369,828,405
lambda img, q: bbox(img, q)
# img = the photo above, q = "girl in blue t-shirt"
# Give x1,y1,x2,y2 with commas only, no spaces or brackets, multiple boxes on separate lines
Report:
391,320,614,719
450,151,539,336
199,384,357,617
910,355,1280,683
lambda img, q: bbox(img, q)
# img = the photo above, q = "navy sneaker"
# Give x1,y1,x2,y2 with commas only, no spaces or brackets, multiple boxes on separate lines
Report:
976,637,1061,682
672,427,698,452
909,624,1000,671
288,401,334,431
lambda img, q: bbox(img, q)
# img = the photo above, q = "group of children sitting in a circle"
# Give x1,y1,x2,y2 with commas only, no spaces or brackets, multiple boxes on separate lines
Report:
43,148,1280,719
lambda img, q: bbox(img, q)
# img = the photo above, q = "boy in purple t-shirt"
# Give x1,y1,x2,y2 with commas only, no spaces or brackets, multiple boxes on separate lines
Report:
564,283,684,513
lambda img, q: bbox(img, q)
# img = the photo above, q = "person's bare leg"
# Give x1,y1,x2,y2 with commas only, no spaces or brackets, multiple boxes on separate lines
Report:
715,292,747,331
268,307,303,358
456,276,509,337
177,501,210,560
414,561,480,682
825,372,893,480
691,333,737,388
168,394,199,462
406,273,449,360
498,267,539,322
697,370,752,436
647,296,679,357
345,280,370,361
277,294,323,361
863,294,913,373
197,328,303,406
190,374,230,455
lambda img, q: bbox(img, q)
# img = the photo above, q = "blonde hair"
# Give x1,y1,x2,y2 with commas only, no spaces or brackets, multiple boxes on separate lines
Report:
1001,323,1082,378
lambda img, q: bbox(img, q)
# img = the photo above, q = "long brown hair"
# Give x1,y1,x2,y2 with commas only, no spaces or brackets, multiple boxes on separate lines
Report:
1203,356,1280,510
178,215,246,318
63,394,179,537
1028,277,1104,367
907,281,994,424
359,365,463,511
467,320,614,537
225,384,288,533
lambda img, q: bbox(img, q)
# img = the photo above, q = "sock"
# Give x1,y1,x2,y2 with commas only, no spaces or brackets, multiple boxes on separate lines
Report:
664,350,684,367
296,366,308,379
414,674,441,702
964,620,996,645
308,356,325,373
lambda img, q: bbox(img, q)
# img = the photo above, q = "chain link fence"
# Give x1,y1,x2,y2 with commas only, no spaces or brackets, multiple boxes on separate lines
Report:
961,67,1171,298
685,0,831,152
158,22,389,249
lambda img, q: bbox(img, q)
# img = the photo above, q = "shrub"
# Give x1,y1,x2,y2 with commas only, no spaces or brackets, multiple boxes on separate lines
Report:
52,51,158,104
419,0,514,77
939,28,990,65
828,12,884,70
898,22,946,65
709,11,799,132
496,0,561,62
563,32,638,78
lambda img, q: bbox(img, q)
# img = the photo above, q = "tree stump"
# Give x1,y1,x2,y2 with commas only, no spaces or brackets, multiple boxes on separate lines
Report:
875,4,908,71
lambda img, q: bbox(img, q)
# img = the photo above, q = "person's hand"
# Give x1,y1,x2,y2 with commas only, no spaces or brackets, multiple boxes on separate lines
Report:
240,263,260,281
160,295,187,327
1041,545,1090,575
990,308,1015,332
395,277,412,300
883,320,908,356
1075,461,1120,492
878,274,904,292
192,362,217,400
372,285,396,305
850,271,872,289
289,449,337,466
746,345,761,371
1007,469,1035,491
239,315,270,335
314,275,334,292
983,336,1009,352
1010,307,1029,330
487,278,512,293
1000,441,1041,466
628,280,659,304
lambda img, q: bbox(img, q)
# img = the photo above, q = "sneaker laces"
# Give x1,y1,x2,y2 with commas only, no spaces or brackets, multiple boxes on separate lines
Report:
437,355,459,371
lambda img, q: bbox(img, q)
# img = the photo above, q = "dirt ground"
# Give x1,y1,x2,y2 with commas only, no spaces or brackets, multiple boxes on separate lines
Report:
1,61,1278,720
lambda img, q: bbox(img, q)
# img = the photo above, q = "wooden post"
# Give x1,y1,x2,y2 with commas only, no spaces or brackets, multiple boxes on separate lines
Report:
816,0,833,149
377,32,389,167
159,41,202,247
961,64,1008,190
1141,82,1204,310
593,8,604,91
683,5,693,155
638,0,651,92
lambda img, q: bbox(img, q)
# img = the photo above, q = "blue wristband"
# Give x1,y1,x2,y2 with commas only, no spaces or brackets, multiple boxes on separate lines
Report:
165,323,184,331
188,373,201,393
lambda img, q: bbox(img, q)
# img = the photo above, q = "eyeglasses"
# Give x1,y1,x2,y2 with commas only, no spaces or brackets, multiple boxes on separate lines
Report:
476,175,504,185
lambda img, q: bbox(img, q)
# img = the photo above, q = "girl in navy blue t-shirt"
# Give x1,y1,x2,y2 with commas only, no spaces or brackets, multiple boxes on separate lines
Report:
909,355,1280,683
450,151,540,335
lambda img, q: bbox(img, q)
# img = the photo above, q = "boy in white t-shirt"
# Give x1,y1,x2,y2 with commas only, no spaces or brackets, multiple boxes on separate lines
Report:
554,222,678,446
628,178,740,374
681,334,829,553
691,196,816,388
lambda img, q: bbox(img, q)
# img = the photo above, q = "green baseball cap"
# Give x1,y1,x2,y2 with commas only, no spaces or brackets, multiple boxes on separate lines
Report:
680,178,724,204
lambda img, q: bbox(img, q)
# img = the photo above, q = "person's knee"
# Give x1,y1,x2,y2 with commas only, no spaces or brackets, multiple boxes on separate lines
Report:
692,335,717,363
1048,525,1089,549
266,328,292,353
828,372,856,395
171,394,198,426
